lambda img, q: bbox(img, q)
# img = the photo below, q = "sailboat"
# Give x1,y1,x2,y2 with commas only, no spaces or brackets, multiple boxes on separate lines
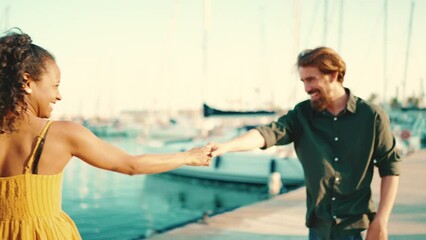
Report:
168,150,304,186
143,137,304,187
146,1,305,189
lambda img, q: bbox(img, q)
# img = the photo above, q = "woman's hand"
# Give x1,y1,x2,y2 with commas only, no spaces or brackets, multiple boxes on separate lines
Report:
184,145,213,166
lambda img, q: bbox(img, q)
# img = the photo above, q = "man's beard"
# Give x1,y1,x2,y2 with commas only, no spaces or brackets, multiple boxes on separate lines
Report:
309,90,331,112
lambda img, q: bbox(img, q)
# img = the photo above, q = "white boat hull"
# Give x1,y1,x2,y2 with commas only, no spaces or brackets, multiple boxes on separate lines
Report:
167,152,304,186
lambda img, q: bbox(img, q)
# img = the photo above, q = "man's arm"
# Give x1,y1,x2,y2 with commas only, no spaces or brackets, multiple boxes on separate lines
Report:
209,129,266,157
366,175,399,240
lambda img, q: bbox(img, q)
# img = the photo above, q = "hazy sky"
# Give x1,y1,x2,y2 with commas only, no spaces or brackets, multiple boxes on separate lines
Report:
1,0,425,117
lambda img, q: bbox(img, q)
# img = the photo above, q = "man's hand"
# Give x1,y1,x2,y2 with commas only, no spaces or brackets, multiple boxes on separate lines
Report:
207,142,229,157
366,218,388,240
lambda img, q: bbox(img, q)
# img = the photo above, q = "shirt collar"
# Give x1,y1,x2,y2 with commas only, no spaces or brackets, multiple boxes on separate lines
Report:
312,87,357,117
345,88,357,114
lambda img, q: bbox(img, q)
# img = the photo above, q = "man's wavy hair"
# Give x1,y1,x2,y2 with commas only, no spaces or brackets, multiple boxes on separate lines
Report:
297,47,346,83
0,28,55,134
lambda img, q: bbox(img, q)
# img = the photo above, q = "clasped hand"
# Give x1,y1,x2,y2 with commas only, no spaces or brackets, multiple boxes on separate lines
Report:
184,142,225,166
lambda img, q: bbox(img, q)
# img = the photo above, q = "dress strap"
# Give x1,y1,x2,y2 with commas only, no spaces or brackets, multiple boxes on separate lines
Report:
24,120,53,174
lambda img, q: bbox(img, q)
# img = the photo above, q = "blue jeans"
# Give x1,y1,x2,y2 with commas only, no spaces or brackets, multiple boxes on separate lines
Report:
309,229,363,240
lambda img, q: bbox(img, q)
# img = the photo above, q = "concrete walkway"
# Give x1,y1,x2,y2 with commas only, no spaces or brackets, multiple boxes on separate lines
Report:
149,150,426,240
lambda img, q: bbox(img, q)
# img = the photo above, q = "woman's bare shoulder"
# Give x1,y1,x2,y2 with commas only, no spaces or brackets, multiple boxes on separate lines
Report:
51,120,83,130
50,120,94,138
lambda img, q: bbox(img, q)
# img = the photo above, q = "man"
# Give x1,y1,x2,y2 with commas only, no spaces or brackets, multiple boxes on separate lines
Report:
208,47,400,240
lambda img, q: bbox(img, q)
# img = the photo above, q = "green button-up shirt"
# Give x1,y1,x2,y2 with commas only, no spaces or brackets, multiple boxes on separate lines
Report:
256,89,400,238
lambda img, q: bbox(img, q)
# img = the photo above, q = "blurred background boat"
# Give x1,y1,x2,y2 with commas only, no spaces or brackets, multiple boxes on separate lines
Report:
82,118,140,138
389,108,426,155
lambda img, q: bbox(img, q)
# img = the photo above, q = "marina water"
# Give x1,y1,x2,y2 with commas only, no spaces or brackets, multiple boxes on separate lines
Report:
62,138,285,240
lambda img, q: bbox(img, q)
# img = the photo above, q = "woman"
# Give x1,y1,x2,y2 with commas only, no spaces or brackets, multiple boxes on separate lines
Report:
0,30,212,239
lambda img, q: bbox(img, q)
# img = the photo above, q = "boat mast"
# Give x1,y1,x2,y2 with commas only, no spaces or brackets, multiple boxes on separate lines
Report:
293,0,301,52
402,1,415,102
287,0,301,109
1,6,10,30
259,2,272,109
202,0,211,106
383,0,388,104
421,78,425,106
338,0,345,52
323,0,328,45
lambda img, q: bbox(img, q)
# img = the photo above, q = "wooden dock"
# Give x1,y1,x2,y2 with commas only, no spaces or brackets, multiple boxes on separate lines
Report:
150,150,426,240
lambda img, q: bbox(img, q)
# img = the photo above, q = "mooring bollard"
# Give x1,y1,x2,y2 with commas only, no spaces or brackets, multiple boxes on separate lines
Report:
268,159,283,195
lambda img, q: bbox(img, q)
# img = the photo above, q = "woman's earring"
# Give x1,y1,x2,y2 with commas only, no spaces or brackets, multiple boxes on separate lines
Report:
25,88,32,94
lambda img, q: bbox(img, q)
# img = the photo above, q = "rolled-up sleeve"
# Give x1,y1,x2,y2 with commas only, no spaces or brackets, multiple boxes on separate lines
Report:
256,110,297,149
374,109,401,177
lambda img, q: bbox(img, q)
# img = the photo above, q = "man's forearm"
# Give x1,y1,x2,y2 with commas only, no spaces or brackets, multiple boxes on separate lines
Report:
225,129,266,152
376,175,399,222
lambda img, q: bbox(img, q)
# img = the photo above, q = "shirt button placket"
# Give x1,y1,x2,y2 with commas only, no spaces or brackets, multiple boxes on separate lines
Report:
333,117,338,142
331,177,340,222
331,116,339,222
333,117,339,163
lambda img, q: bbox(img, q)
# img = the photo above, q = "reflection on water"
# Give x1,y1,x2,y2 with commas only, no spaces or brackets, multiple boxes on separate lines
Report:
62,139,287,240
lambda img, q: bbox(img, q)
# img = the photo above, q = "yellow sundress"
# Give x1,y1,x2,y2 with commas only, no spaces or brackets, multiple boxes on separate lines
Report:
0,121,81,239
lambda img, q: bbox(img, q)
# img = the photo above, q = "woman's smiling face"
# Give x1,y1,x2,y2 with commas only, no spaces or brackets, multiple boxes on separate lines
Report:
26,60,62,118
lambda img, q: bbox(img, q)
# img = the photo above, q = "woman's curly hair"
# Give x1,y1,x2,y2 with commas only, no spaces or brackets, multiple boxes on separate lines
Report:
0,29,55,134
